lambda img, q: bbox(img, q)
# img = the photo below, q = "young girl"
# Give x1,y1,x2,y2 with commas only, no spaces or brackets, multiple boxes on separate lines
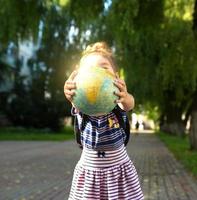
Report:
64,42,144,200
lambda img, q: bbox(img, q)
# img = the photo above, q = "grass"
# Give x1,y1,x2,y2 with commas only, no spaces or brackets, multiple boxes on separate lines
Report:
0,126,75,141
156,131,197,178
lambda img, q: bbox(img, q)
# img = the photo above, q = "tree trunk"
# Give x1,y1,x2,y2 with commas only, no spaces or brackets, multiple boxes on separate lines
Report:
160,119,185,137
188,0,197,150
160,89,185,137
189,110,197,150
160,109,185,137
188,90,197,150
192,0,197,37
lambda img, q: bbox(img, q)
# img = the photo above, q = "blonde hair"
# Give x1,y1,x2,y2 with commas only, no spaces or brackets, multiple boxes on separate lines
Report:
80,41,117,71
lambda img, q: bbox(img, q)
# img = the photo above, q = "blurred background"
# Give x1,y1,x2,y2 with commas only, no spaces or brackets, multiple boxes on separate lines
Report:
0,0,197,149
0,1,197,199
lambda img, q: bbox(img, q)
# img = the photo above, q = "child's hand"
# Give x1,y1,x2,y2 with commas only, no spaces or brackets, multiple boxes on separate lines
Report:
64,70,78,102
113,74,129,104
113,73,135,111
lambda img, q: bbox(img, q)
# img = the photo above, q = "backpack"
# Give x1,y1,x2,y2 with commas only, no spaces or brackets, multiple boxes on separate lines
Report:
74,105,131,149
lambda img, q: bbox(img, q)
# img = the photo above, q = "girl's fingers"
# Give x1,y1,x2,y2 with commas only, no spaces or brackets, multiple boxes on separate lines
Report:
114,91,125,98
114,81,125,91
64,70,78,90
68,70,78,81
64,81,76,90
115,72,119,79
66,94,72,101
64,89,75,96
116,78,126,86
64,70,78,102
115,98,123,103
65,93,75,101
65,81,76,85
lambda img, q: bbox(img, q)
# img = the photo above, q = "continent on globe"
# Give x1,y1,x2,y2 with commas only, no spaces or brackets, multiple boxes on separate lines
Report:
73,65,119,116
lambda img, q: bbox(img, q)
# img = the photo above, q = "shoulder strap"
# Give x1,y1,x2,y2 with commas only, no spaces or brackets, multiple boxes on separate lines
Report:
124,115,131,146
74,113,89,149
112,106,126,129
74,115,82,149
112,105,131,146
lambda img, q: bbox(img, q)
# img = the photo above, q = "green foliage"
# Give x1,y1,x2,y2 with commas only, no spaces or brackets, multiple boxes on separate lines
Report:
0,0,197,131
68,0,104,29
157,20,197,107
142,102,160,122
0,0,46,47
0,58,11,84
0,1,75,130
102,0,165,105
164,0,194,21
5,65,72,131
105,0,197,126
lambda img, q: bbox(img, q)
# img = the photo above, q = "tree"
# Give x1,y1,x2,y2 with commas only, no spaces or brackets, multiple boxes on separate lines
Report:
189,0,197,150
157,19,197,136
1,0,197,136
0,0,104,130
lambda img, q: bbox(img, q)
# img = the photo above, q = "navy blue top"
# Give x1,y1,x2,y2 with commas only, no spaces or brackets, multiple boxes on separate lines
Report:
71,105,128,151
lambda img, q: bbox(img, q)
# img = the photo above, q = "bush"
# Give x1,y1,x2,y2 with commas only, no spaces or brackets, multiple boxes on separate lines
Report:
6,93,71,131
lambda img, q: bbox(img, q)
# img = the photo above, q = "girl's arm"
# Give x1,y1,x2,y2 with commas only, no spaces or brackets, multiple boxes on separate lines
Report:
64,70,78,103
114,78,135,112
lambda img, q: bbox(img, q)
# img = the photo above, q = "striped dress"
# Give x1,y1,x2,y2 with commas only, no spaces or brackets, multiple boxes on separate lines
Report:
68,106,144,200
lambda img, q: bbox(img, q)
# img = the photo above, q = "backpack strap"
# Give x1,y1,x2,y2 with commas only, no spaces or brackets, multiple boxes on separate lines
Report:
74,113,89,149
124,116,131,146
112,105,131,146
74,116,82,148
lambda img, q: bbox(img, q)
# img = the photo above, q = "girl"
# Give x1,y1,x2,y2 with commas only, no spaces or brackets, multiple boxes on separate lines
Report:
64,42,144,200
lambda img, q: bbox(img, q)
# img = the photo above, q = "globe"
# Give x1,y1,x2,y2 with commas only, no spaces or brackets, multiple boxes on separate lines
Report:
73,65,119,116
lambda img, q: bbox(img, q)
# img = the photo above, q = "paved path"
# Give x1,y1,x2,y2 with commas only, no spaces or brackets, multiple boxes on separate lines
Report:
0,133,197,200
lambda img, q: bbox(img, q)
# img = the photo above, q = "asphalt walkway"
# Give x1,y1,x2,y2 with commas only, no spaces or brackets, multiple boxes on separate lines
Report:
0,132,196,200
